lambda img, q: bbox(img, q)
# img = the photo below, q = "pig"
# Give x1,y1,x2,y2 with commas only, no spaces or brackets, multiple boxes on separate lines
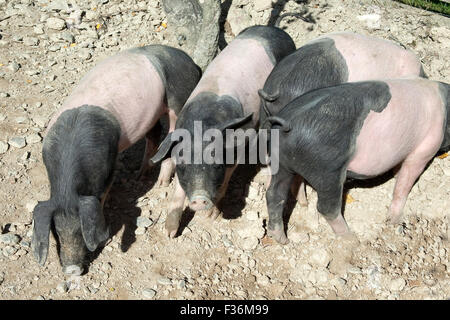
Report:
258,31,426,207
32,45,201,275
151,25,296,238
263,78,449,244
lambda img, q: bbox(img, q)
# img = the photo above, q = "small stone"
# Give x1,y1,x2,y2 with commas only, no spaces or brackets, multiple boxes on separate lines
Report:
8,62,20,73
8,137,26,149
240,236,259,251
34,25,45,35
78,49,92,60
177,280,186,289
134,227,146,235
256,275,270,286
290,231,309,244
158,277,172,285
57,281,69,293
310,248,330,268
32,116,47,128
136,216,153,228
246,211,259,221
0,141,9,154
26,200,38,213
254,0,273,12
26,133,42,144
24,37,39,46
222,235,233,247
142,288,156,299
15,117,27,124
389,278,406,292
47,17,66,30
0,234,20,245
3,246,18,257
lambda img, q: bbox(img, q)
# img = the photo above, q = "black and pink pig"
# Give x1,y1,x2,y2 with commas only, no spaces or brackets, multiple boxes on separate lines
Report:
32,45,201,275
151,26,296,238
263,78,449,244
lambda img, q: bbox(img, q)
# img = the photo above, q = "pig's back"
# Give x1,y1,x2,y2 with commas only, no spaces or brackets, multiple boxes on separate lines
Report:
49,51,166,151
348,78,445,176
188,37,275,120
327,32,423,81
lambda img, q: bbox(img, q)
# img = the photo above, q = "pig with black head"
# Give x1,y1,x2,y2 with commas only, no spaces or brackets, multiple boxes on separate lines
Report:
32,45,201,275
151,25,296,238
263,78,449,244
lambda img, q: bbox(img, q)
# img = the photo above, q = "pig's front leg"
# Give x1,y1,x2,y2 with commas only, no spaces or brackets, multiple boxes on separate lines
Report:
138,122,162,178
203,164,238,220
387,158,428,224
155,110,178,187
165,174,186,238
266,165,294,244
315,176,351,236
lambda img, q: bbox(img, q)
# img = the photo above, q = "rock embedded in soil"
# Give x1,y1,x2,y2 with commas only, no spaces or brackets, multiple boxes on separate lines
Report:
0,234,20,245
8,137,26,149
26,133,42,144
142,288,157,299
0,141,9,154
136,217,153,228
46,17,66,30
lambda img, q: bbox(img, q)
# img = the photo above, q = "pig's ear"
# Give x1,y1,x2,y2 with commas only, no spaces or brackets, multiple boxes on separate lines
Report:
219,113,254,131
31,201,55,266
258,89,279,118
258,89,279,102
79,196,109,252
150,132,177,164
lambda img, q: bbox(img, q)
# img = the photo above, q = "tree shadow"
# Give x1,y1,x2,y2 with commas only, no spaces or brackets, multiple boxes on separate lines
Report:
267,0,315,27
218,0,233,50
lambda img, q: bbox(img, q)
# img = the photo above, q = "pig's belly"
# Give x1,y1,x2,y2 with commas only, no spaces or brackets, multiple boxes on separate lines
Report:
347,109,421,177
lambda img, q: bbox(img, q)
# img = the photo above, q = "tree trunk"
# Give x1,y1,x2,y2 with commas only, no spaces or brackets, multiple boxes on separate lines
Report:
162,0,221,71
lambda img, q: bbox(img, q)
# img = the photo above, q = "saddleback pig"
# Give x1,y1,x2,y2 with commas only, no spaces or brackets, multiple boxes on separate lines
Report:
151,26,296,238
32,45,201,275
263,78,449,244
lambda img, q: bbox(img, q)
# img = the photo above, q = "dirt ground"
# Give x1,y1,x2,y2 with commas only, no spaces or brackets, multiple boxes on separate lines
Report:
0,0,449,300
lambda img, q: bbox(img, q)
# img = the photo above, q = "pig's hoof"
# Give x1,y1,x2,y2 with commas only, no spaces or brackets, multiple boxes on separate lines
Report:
267,226,289,245
165,212,181,239
206,206,221,220
387,215,402,225
336,231,359,245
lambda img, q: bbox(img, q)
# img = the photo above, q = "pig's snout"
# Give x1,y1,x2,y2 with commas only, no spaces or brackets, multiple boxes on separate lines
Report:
62,264,84,276
189,191,213,211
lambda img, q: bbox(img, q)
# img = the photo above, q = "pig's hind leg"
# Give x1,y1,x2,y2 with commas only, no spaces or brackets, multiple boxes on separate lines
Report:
387,158,429,224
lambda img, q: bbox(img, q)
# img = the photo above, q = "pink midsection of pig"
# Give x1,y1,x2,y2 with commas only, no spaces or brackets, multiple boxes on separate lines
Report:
326,32,422,81
187,38,275,125
348,78,445,176
46,52,167,152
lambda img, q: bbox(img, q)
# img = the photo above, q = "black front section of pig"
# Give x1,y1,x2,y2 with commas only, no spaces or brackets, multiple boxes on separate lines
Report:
258,37,348,126
32,105,120,275
263,82,391,243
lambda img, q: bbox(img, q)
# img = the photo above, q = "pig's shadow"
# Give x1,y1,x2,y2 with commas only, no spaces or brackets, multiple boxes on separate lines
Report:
85,138,161,268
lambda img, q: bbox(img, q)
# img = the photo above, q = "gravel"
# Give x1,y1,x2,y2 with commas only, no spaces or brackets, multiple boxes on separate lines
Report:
142,288,157,299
